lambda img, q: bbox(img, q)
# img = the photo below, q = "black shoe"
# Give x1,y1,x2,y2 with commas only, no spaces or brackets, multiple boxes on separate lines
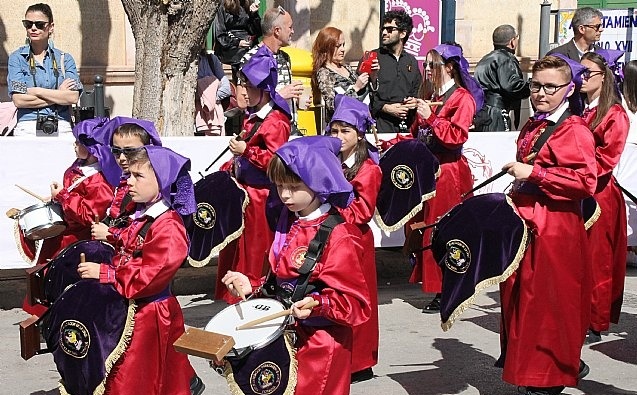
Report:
351,367,374,383
578,359,590,380
525,386,565,395
422,294,441,314
586,329,602,344
190,375,205,395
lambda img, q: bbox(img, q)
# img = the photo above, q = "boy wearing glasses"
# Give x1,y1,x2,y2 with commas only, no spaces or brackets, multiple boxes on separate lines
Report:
498,55,596,395
89,117,163,244
369,9,421,134
547,7,604,61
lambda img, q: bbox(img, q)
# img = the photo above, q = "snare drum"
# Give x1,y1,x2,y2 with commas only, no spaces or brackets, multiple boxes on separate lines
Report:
206,298,298,395
205,298,289,359
18,201,66,240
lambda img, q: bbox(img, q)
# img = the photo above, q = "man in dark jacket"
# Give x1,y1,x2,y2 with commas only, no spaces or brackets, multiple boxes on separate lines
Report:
473,25,530,132
547,7,604,61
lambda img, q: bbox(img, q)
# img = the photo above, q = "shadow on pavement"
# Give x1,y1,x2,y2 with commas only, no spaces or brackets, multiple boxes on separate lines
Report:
387,338,512,395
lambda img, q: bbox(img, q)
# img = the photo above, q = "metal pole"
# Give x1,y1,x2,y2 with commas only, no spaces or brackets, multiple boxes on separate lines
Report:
539,0,552,58
441,0,456,43
93,75,105,118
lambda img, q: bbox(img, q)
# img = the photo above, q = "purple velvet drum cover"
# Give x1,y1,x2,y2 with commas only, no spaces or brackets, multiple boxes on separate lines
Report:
375,139,440,232
430,193,529,330
182,171,248,267
41,280,134,395
43,240,116,305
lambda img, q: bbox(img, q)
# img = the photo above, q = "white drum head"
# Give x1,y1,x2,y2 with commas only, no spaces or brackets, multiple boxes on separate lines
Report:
204,298,288,356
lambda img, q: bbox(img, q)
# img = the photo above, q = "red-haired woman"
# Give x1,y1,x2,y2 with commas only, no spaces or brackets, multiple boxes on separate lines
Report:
311,26,376,120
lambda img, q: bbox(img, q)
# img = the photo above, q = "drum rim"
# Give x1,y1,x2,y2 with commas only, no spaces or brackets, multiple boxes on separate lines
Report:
19,201,63,216
23,222,66,239
204,298,289,357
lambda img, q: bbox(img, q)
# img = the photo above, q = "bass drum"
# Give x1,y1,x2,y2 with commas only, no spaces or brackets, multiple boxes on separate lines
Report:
375,139,439,232
431,193,529,331
183,171,248,267
41,280,134,395
43,240,116,305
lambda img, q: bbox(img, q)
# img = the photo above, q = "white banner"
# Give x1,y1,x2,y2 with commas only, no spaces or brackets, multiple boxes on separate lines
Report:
2,133,634,269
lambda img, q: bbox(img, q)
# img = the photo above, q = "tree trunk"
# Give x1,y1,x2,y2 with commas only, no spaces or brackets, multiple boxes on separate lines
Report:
121,0,220,136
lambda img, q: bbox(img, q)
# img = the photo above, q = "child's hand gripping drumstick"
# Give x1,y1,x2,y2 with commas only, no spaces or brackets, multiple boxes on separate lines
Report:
235,299,319,330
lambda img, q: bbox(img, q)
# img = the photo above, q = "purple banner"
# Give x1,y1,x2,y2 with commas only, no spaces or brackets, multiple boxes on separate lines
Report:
384,0,441,62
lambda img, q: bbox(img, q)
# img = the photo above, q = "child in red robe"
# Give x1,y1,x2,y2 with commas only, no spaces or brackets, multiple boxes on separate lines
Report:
499,55,596,395
216,44,291,303
327,94,381,382
580,49,629,343
223,136,371,395
19,118,114,316
89,117,163,244
78,146,203,395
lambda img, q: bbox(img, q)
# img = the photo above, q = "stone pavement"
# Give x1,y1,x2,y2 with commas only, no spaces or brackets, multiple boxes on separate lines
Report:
0,266,636,395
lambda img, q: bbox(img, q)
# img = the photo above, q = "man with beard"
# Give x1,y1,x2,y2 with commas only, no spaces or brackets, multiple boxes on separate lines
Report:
369,9,421,133
474,25,530,131
547,7,604,61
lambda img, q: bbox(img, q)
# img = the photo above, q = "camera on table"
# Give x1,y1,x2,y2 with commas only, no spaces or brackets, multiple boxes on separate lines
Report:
36,114,59,136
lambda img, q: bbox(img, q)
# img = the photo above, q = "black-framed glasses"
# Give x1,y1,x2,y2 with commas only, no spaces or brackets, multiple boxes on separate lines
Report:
582,23,603,32
111,146,144,156
382,26,400,33
582,70,604,81
529,81,571,95
22,20,49,30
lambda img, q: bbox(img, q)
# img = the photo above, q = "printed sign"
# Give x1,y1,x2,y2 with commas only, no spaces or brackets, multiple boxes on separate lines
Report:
557,8,636,64
384,0,441,62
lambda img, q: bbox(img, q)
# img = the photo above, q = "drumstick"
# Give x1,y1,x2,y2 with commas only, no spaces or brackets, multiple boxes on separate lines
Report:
80,253,86,263
236,299,319,330
6,208,20,219
370,124,380,148
15,184,47,203
232,280,246,301
461,152,537,198
425,101,443,106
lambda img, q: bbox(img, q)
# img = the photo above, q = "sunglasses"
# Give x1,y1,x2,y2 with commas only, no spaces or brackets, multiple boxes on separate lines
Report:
382,26,400,33
22,20,49,30
582,23,603,32
111,146,144,156
277,5,286,15
425,61,445,69
582,70,604,81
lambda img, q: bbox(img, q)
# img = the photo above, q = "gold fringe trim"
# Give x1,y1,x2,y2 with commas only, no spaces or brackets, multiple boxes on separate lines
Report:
187,180,250,267
13,220,41,266
374,190,437,233
224,332,298,395
584,203,601,231
57,300,137,395
441,196,529,332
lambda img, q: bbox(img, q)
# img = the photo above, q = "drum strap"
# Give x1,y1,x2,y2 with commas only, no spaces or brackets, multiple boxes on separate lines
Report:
290,213,344,302
434,85,457,115
131,217,156,258
529,110,571,163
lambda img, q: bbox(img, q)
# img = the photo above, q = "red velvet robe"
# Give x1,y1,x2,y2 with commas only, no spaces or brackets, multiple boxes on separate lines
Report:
266,210,371,395
337,158,382,372
99,206,195,395
408,87,475,293
583,104,629,331
21,161,114,316
500,115,596,387
216,108,291,303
